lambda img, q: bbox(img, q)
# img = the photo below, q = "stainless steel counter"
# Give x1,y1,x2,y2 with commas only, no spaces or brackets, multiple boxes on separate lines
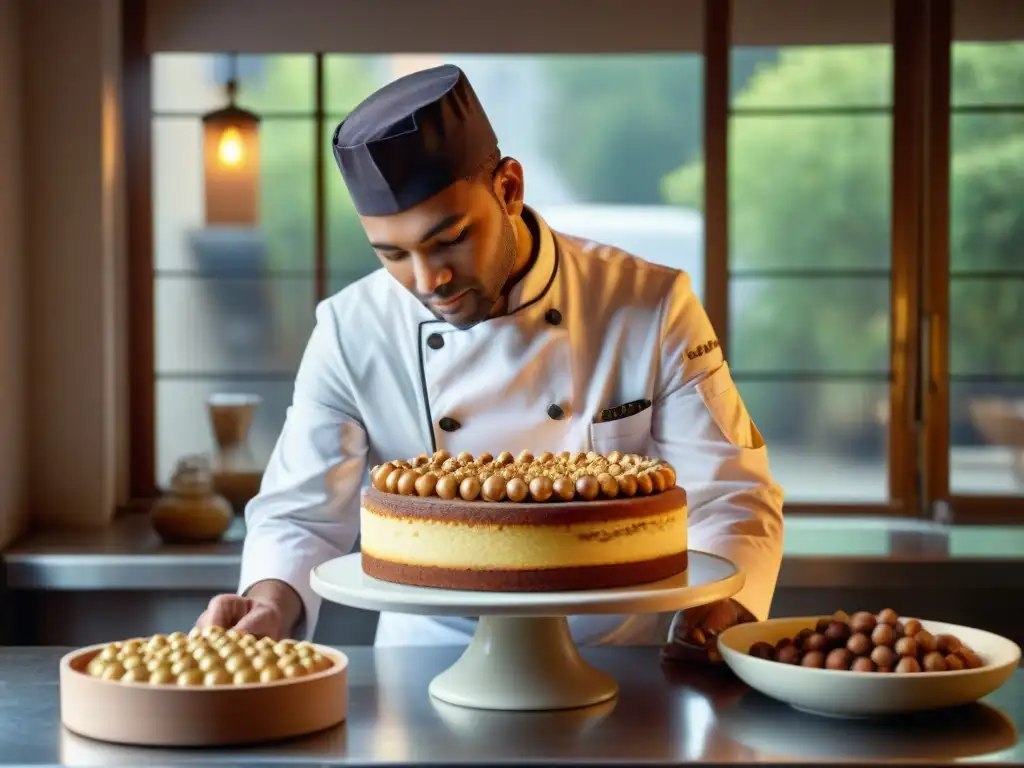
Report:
6,514,1024,648
1,646,1021,766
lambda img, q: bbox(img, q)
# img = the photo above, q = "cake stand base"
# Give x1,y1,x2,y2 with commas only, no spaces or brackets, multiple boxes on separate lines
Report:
428,616,618,711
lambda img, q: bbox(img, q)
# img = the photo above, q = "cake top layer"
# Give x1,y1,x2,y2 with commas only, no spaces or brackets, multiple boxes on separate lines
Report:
369,450,677,504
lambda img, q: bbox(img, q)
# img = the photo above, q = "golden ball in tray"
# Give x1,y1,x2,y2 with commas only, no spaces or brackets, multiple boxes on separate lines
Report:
80,628,335,687
747,608,987,674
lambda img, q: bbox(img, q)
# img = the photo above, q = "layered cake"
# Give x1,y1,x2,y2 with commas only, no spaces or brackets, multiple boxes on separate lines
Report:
361,450,688,591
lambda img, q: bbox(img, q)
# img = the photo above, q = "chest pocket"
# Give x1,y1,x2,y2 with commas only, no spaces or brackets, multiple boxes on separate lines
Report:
589,406,654,457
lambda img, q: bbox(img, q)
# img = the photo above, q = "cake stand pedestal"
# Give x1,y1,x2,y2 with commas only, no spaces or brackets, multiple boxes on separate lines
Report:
311,551,742,711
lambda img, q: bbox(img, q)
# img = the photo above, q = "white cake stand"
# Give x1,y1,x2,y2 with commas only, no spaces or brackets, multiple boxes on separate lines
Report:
310,551,743,712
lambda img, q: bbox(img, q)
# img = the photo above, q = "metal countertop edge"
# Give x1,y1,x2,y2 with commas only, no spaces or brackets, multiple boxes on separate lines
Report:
3,552,1023,591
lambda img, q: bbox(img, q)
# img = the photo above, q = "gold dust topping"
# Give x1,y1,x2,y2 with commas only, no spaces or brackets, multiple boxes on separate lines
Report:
82,628,333,686
370,450,677,503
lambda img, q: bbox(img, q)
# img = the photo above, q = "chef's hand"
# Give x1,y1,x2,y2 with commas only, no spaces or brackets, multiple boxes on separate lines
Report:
195,579,302,640
660,599,756,665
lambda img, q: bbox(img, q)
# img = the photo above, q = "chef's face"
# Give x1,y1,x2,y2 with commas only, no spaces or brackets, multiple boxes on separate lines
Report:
359,157,525,329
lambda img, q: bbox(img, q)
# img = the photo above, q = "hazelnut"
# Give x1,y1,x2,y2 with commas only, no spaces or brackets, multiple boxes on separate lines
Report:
832,610,851,623
815,618,831,634
903,619,923,637
851,657,876,673
528,476,554,502
922,651,948,672
877,665,894,673
482,475,507,502
914,630,937,654
597,473,619,498
775,637,794,652
801,650,826,668
506,477,529,503
372,463,395,491
895,656,922,674
824,621,852,648
776,645,801,665
414,472,439,497
648,469,667,493
748,642,775,660
794,628,814,648
877,608,900,626
894,636,919,658
477,451,494,465
936,634,962,655
846,633,872,657
457,451,474,464
803,633,829,652
945,653,965,671
661,465,677,488
517,450,534,465
385,468,403,493
871,623,896,648
575,475,600,501
635,472,654,495
458,476,481,501
849,611,877,634
617,474,638,496
825,648,853,671
956,647,983,669
552,477,576,501
871,645,897,668
435,475,459,500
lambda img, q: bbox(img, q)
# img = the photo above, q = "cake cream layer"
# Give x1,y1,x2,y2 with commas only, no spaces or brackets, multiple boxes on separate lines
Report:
359,505,687,570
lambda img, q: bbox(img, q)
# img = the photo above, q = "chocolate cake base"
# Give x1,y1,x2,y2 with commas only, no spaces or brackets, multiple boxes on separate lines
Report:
361,550,690,592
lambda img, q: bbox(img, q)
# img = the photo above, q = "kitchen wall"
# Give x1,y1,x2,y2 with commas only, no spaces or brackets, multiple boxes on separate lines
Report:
0,0,27,550
0,0,127,546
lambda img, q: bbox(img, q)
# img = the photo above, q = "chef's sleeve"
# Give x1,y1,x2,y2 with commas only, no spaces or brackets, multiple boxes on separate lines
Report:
238,299,368,640
650,271,784,622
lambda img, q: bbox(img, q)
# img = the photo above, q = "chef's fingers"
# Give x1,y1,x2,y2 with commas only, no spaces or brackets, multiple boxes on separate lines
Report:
697,599,741,634
196,594,250,630
668,603,715,644
232,603,285,640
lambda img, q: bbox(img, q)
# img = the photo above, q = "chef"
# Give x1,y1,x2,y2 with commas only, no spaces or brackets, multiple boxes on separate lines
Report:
197,64,784,662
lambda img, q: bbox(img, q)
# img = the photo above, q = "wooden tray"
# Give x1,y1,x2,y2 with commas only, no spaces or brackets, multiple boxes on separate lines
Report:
60,642,348,747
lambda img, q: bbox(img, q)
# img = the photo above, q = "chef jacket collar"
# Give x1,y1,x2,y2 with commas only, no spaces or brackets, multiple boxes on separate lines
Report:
503,206,559,316
407,205,559,326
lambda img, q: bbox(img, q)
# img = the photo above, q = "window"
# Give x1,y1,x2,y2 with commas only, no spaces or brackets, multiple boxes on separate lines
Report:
137,0,1024,520
149,52,703,485
152,54,321,483
947,37,1024,497
722,3,894,503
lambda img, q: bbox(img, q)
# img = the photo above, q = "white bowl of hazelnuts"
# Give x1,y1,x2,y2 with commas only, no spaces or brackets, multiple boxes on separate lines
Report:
717,609,1021,718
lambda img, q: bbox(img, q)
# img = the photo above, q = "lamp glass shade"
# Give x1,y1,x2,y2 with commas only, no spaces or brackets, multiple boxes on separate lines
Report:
202,106,261,226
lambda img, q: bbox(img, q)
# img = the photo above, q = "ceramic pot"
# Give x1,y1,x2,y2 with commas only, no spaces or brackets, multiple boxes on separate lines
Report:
207,393,264,514
151,455,233,543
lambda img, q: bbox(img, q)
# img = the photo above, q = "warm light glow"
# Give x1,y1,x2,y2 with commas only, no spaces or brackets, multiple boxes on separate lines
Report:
217,127,244,166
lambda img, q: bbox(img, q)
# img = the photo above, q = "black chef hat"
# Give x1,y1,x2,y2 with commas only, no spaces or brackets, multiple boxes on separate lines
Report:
331,64,499,216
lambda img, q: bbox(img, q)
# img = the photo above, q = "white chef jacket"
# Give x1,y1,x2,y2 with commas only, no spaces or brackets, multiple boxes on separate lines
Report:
238,208,784,646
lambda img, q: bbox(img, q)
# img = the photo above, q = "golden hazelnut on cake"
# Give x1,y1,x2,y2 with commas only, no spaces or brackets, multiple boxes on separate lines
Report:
359,450,687,592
